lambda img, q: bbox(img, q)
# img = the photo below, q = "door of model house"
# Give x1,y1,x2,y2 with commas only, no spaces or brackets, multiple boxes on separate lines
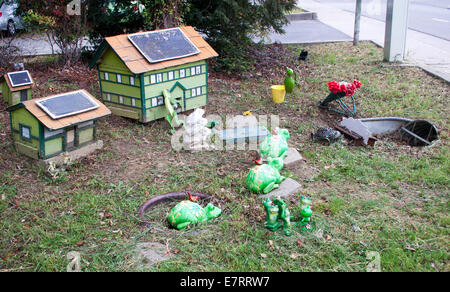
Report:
170,84,185,113
65,127,76,150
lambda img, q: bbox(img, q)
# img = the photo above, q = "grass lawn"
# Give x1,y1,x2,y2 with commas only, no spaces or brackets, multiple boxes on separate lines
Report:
0,41,448,272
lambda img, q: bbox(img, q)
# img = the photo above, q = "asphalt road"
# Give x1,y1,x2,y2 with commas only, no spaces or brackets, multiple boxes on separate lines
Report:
312,0,450,41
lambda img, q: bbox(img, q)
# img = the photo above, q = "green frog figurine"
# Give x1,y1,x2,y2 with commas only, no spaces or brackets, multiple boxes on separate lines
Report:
284,68,295,94
260,127,290,160
246,156,286,194
298,195,313,230
167,196,222,230
263,197,291,236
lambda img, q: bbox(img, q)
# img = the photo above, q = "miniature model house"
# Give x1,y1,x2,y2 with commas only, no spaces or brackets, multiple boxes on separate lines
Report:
1,70,34,106
89,26,218,123
6,90,111,161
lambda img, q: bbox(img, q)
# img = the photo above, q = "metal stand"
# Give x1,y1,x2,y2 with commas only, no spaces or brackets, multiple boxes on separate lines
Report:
318,93,356,116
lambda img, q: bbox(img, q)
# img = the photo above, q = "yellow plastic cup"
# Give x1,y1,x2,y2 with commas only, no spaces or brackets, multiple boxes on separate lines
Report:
271,85,286,103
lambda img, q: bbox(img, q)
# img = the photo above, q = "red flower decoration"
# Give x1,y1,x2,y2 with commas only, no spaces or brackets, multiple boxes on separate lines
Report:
327,79,362,96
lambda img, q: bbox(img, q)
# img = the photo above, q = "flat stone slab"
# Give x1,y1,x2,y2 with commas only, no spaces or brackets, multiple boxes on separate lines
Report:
284,148,303,169
218,126,269,144
259,178,302,199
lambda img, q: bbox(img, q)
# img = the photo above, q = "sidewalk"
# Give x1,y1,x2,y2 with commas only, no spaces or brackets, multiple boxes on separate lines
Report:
294,0,450,82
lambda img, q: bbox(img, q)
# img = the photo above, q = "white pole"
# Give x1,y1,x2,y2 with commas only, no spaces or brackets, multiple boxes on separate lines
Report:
354,0,362,46
384,0,410,62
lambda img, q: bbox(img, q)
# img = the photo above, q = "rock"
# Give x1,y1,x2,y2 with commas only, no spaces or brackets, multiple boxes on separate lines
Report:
259,178,302,199
283,148,303,169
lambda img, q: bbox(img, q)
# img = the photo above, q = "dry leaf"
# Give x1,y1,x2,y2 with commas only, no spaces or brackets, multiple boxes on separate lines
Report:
268,240,273,246
75,241,85,246
260,253,268,258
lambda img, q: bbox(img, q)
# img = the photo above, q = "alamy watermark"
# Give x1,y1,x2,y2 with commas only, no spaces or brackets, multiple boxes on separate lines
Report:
170,114,280,152
66,251,81,272
366,251,381,272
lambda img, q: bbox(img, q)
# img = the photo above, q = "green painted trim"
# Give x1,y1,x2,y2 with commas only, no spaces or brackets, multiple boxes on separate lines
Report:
89,40,108,69
144,70,207,87
102,90,141,101
186,93,207,100
18,124,33,142
206,62,209,104
98,78,140,88
99,69,138,78
93,120,97,140
62,128,67,151
39,123,45,159
8,111,14,148
44,134,64,142
97,64,104,97
104,99,140,109
169,81,187,92
6,102,25,112
74,126,79,148
140,74,146,122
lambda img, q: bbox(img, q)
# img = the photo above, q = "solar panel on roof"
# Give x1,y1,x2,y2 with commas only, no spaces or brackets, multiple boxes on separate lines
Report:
35,90,99,120
128,28,200,64
7,70,33,87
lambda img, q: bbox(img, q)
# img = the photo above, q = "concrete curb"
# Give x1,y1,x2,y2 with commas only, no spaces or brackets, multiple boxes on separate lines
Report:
286,12,317,21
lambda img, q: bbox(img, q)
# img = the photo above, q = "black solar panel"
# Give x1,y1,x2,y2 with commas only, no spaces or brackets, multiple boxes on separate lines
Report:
36,91,99,119
128,28,200,64
7,70,33,87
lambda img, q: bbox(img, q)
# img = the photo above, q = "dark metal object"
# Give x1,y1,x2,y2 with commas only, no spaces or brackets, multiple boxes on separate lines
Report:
400,120,438,146
311,127,342,143
318,93,356,116
299,50,308,61
335,125,376,146
137,192,211,223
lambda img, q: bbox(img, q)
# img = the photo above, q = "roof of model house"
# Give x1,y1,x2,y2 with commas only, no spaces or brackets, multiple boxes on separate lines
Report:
90,26,219,74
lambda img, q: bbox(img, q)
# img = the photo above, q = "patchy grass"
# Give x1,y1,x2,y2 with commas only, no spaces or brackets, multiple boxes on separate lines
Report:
0,41,448,272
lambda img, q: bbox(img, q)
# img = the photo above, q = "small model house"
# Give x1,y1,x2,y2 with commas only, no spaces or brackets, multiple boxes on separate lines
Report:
6,90,111,162
1,70,34,106
89,26,218,123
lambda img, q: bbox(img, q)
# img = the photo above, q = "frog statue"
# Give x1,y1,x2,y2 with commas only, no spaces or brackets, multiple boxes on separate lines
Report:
263,197,291,236
260,127,290,160
311,127,341,143
167,195,222,230
246,155,287,194
298,195,313,229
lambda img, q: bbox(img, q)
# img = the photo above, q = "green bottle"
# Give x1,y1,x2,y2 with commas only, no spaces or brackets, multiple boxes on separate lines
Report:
284,67,295,94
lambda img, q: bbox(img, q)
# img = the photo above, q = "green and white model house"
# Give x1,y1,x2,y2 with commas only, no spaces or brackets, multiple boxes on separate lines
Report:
89,26,218,123
6,90,111,161
1,70,34,106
